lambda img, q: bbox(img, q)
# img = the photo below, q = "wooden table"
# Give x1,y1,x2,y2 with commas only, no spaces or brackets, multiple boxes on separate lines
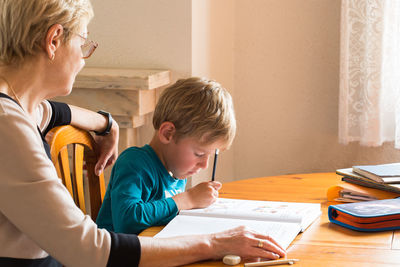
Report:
140,173,400,266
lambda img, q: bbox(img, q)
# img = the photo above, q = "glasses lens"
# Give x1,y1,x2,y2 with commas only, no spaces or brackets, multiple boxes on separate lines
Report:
81,40,98,59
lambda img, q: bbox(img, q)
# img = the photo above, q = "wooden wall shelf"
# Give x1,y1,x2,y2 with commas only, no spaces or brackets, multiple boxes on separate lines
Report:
52,67,171,157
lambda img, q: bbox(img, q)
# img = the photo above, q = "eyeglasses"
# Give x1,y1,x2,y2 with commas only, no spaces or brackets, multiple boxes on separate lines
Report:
75,32,98,59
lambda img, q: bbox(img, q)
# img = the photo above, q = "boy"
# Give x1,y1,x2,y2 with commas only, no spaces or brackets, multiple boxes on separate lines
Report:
96,77,236,234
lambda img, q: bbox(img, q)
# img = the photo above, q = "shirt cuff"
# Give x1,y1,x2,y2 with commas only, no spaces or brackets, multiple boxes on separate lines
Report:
166,197,179,214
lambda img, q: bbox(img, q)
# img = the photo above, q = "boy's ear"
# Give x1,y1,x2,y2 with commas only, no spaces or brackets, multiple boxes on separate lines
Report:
158,122,176,144
44,24,64,60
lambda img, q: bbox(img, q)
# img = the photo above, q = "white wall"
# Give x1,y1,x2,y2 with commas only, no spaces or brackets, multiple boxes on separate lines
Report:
190,0,235,184
233,0,400,180
88,0,192,79
86,0,400,185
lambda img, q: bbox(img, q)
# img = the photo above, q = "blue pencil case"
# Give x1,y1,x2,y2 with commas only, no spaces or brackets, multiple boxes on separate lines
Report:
328,198,400,231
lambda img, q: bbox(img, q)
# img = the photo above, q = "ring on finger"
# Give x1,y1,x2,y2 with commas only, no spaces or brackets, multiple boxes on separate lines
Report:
257,240,264,248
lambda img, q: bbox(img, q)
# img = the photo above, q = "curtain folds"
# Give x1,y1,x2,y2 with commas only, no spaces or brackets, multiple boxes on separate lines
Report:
339,0,400,148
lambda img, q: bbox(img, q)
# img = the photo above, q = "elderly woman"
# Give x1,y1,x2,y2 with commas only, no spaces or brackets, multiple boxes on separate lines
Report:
0,0,286,266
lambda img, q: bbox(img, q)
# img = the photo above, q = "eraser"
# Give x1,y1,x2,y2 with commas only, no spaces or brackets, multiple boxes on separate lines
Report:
223,255,241,265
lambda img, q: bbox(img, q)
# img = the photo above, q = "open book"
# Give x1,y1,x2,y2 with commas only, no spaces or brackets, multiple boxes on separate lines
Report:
155,198,321,249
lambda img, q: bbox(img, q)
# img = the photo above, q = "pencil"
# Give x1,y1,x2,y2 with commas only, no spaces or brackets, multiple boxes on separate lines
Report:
211,149,219,181
244,259,300,267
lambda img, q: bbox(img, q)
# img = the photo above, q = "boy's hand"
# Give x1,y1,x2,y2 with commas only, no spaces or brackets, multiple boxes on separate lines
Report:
172,181,222,210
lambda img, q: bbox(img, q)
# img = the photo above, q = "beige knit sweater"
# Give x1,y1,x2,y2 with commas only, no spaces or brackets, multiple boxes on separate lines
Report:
0,97,111,266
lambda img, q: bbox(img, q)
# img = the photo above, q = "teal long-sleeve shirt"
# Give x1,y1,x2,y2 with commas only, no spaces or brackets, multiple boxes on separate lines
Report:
96,144,186,234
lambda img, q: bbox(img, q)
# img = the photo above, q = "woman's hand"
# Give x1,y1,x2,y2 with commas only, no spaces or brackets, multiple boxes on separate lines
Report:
93,120,119,176
69,105,120,176
138,225,286,267
210,226,287,261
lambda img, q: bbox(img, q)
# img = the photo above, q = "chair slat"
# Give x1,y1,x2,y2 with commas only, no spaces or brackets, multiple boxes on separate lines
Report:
73,143,86,214
59,146,74,199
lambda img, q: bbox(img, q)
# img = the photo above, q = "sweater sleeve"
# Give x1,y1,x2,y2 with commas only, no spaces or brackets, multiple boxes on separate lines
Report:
110,158,179,234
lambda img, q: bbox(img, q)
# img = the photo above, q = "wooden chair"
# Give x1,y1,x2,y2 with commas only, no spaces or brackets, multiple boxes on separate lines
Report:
46,125,106,220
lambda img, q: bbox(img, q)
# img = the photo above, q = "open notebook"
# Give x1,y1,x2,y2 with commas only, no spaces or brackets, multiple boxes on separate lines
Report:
155,198,321,249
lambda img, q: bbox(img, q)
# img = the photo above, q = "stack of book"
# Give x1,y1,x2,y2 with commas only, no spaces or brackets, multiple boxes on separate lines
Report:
329,163,400,203
328,163,400,231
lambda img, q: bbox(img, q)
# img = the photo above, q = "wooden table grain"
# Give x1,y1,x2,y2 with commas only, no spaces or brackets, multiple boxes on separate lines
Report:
140,173,400,266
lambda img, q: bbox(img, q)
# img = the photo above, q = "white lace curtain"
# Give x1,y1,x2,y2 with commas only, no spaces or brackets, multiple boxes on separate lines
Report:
339,0,400,148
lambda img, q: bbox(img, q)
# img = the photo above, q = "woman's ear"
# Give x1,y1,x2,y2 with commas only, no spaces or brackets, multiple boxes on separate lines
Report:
158,122,176,144
44,24,64,60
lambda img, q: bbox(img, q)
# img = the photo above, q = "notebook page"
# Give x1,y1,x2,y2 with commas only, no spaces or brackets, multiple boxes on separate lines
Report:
180,198,320,228
154,215,301,249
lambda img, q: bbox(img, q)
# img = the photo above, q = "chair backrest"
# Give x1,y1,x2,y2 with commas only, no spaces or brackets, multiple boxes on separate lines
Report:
46,125,106,221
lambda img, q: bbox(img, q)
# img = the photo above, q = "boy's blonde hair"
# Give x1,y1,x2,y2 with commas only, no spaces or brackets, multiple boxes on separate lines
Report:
0,0,94,65
153,77,236,148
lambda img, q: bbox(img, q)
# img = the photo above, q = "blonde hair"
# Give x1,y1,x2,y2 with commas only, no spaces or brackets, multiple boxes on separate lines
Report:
0,0,94,65
153,77,236,148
